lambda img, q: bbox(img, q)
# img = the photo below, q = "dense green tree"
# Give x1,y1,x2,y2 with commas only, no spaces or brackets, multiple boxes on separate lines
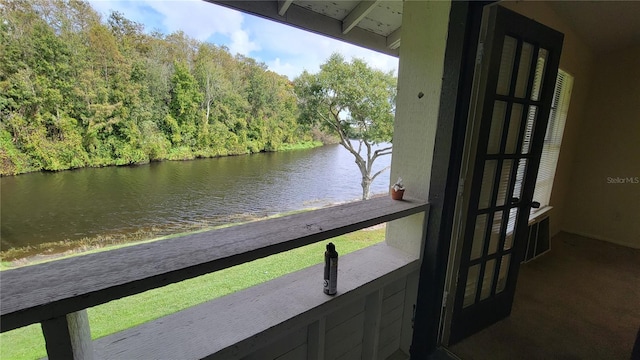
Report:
0,0,327,176
0,0,88,171
294,53,396,199
169,61,202,146
193,43,229,152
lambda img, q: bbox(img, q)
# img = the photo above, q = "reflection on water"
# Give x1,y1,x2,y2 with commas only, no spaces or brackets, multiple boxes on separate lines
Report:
1,143,392,250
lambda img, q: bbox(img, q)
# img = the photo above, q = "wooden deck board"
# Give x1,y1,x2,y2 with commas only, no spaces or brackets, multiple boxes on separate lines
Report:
0,197,427,331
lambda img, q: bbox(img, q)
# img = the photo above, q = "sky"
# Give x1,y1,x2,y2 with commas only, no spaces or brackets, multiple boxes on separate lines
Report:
88,0,399,79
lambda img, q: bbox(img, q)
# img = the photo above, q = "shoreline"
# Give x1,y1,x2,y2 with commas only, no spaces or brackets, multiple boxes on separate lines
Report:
1,221,387,270
0,215,267,269
0,141,324,177
1,203,386,270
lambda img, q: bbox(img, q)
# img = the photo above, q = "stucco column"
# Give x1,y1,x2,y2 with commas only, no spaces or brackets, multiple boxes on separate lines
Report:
386,0,452,257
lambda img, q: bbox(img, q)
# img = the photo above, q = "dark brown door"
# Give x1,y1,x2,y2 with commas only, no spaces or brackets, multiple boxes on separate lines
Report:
449,5,563,344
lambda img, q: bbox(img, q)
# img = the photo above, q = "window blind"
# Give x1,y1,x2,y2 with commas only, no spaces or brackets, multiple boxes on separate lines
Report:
532,69,573,211
504,69,572,246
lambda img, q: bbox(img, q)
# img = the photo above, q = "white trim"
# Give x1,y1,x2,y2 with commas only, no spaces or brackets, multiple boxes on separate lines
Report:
277,0,293,16
342,0,380,34
528,205,553,225
387,27,402,49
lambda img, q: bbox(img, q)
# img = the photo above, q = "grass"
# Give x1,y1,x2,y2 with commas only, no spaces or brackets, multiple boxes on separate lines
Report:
0,227,385,360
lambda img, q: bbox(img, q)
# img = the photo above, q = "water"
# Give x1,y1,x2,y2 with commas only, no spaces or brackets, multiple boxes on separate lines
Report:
0,143,392,251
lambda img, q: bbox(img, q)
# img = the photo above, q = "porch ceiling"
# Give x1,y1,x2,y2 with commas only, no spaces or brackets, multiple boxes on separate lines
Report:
207,1,640,56
207,0,402,57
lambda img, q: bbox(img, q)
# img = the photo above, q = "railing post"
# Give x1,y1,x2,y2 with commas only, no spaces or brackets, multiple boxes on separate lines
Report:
41,310,93,360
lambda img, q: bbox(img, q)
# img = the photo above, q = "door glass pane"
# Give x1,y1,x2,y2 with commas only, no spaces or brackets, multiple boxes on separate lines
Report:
479,160,497,209
480,259,496,300
464,265,481,308
487,101,507,154
521,106,538,154
504,233,514,252
488,211,502,255
496,36,517,96
471,214,488,260
496,160,513,207
514,42,534,98
496,254,511,293
505,104,523,154
504,207,518,250
512,159,527,200
531,48,549,101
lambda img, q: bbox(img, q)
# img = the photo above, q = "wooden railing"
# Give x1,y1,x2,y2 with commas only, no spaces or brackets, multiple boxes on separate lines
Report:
1,197,428,359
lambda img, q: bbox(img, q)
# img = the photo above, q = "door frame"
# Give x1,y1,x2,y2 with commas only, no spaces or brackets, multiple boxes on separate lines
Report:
440,3,503,346
409,1,492,357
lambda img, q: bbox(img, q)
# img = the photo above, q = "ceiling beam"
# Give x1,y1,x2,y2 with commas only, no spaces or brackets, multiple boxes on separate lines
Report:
387,27,401,49
277,0,293,17
342,0,380,34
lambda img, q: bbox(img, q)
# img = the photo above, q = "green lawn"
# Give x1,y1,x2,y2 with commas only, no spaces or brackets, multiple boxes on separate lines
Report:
0,228,385,360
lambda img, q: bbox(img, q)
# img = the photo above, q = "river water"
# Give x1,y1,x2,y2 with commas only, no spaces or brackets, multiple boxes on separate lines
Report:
0,143,392,251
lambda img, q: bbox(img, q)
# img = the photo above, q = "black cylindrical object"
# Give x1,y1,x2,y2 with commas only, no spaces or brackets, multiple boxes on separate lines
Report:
324,242,338,295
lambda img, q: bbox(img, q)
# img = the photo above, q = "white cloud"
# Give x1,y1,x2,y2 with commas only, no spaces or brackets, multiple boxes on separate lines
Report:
243,16,398,79
229,29,260,56
89,1,246,41
267,58,298,79
263,36,399,79
88,0,398,78
146,1,244,42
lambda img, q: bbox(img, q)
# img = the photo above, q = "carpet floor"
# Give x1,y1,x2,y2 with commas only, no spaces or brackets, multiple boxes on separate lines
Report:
448,232,640,360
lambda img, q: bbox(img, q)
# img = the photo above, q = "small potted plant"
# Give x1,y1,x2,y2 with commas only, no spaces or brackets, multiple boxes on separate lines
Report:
391,177,405,200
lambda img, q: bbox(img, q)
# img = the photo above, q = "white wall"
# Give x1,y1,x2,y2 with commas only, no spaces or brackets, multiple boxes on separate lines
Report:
386,0,451,255
562,46,640,248
384,0,451,354
245,275,414,360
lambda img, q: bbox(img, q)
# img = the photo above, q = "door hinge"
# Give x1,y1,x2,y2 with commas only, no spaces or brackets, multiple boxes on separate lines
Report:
457,178,465,197
476,42,485,65
411,304,416,329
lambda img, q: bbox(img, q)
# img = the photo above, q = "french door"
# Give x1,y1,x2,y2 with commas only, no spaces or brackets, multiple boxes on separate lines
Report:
448,5,563,344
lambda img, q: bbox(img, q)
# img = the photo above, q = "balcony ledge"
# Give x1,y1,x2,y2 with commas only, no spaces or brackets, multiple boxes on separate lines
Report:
93,243,419,359
1,197,428,332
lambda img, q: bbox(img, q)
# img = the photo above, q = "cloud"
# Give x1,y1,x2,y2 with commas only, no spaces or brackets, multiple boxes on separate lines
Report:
241,14,398,79
88,1,398,79
263,34,399,80
267,58,298,79
145,1,244,42
89,1,245,40
229,29,260,56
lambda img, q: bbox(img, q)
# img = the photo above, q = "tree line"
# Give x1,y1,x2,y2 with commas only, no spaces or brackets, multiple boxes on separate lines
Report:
0,0,317,176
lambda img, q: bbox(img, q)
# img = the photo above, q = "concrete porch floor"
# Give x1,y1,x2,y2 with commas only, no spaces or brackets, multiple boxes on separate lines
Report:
448,232,640,360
